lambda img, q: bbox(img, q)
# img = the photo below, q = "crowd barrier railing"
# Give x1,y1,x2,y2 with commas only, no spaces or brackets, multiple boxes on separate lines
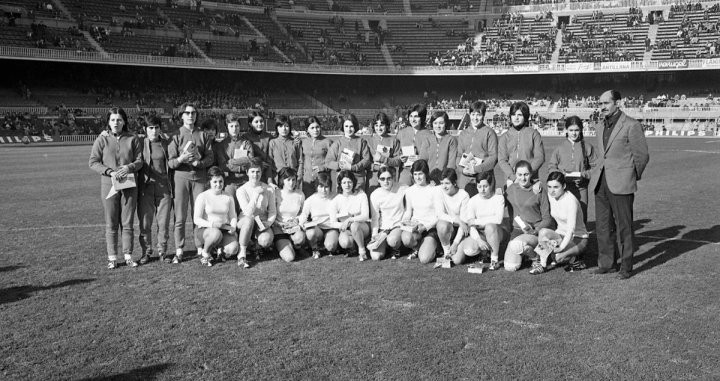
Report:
60,135,99,143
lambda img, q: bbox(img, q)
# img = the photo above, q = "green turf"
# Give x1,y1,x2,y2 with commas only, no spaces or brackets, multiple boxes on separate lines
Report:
1,138,719,380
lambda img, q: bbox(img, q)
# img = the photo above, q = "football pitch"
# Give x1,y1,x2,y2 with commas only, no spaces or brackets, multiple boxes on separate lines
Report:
1,137,719,380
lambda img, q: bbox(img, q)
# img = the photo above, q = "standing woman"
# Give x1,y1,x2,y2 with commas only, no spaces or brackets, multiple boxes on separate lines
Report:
453,171,506,269
216,113,256,213
498,101,545,188
503,160,554,272
168,103,215,264
269,115,301,182
329,170,371,261
298,116,332,197
89,107,143,269
364,112,402,192
548,116,596,223
369,166,406,260
325,113,372,193
418,110,458,176
455,101,498,196
534,172,589,274
396,104,431,185
193,166,239,266
242,111,275,186
434,169,470,260
137,115,173,264
401,159,440,264
273,167,306,262
236,159,277,268
299,172,338,258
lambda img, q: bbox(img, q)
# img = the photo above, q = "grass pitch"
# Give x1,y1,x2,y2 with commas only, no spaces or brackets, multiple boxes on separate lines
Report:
1,137,719,380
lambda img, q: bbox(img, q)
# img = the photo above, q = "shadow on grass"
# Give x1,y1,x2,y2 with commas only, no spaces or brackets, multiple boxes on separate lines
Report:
0,265,26,272
77,363,172,381
0,278,95,305
633,225,720,275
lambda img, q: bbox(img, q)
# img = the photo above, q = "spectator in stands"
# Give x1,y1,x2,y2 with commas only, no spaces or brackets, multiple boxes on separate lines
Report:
498,101,545,188
364,112,402,192
455,101,498,196
547,116,596,224
193,166,239,267
137,115,173,265
89,107,143,269
299,116,332,197
325,113,372,192
168,103,215,264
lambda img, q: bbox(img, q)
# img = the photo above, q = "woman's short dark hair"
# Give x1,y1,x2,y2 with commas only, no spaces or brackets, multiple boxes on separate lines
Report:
377,165,396,178
207,166,225,189
275,115,292,131
315,171,332,189
469,101,487,115
201,118,218,132
410,159,430,179
341,113,359,133
142,115,162,129
547,171,567,187
226,113,241,124
374,112,391,128
277,167,297,187
247,110,265,125
304,116,322,130
509,101,531,128
440,168,458,186
565,115,584,140
514,160,533,174
429,110,450,128
407,104,427,128
474,171,495,188
247,157,264,172
105,107,129,131
336,170,357,192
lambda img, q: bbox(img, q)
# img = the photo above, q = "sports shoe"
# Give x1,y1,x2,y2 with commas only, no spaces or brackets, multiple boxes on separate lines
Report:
172,254,183,264
408,250,418,260
237,257,250,268
565,260,587,272
200,256,213,267
529,263,545,275
390,249,400,260
312,250,321,259
489,260,500,271
159,252,172,264
107,261,117,269
215,248,225,262
126,259,138,268
139,254,150,265
253,246,262,262
359,252,368,262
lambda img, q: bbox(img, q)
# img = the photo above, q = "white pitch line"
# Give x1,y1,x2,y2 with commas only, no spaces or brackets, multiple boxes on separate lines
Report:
680,149,720,154
2,225,717,245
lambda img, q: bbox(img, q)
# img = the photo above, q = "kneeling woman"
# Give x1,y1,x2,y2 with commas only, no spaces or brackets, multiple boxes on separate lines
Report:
534,172,588,274
401,159,440,264
435,168,470,259
330,170,371,261
236,159,277,268
453,171,506,269
273,167,306,262
193,167,239,266
300,172,338,258
369,166,406,260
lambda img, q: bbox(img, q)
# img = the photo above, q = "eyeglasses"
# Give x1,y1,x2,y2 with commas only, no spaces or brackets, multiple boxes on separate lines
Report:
146,125,158,129
183,111,197,115
378,176,392,181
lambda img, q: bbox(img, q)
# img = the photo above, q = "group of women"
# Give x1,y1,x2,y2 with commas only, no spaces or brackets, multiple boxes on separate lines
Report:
89,101,597,274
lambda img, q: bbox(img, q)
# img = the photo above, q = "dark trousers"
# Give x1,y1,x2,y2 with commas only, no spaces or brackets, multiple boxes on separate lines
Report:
595,172,635,272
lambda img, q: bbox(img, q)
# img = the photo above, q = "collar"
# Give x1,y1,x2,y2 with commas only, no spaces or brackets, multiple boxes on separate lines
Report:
604,110,621,126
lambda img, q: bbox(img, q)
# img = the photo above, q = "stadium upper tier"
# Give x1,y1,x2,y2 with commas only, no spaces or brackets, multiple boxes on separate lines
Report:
2,0,720,74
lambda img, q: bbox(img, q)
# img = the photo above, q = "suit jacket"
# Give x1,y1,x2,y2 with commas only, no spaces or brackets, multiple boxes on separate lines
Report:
138,135,174,197
589,111,649,195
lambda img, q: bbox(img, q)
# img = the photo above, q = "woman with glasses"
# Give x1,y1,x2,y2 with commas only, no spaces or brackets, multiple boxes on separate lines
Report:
369,166,407,260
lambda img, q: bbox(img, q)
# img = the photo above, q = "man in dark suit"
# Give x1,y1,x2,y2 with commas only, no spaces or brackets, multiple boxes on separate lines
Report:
589,90,650,279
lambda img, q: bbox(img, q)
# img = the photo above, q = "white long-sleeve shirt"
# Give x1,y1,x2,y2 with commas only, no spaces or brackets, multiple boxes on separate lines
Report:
403,184,439,230
549,191,588,238
329,191,369,224
194,190,237,228
435,188,470,225
370,185,407,232
462,194,505,227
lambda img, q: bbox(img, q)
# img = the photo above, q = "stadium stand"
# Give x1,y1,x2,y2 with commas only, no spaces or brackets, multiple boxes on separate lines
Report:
560,10,649,63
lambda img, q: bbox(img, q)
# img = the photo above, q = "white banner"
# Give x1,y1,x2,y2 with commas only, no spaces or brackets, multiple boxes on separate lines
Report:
600,61,632,70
